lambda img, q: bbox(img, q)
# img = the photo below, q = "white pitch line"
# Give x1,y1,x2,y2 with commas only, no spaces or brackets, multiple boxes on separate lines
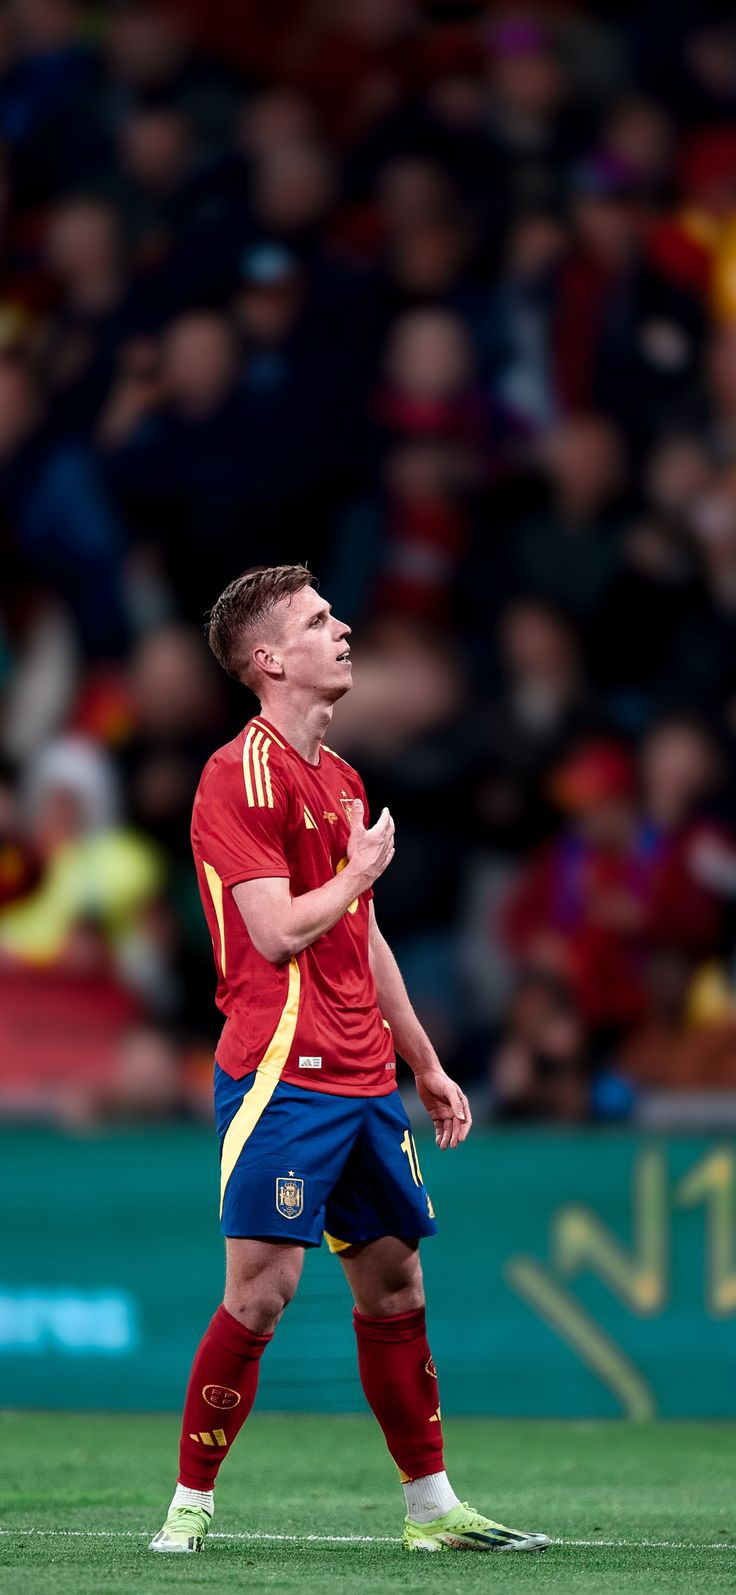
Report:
1,1529,736,1551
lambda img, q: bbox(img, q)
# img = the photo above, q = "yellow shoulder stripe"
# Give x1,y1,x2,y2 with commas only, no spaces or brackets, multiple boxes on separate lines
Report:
321,743,350,767
252,717,286,750
243,726,274,808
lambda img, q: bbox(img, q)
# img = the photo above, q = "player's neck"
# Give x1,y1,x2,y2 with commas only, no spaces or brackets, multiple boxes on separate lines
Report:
256,699,333,766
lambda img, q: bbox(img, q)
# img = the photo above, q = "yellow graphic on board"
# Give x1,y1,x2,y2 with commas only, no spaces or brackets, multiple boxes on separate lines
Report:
677,1147,736,1315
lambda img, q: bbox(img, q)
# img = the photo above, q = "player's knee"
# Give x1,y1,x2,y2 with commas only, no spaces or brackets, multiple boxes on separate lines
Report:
354,1246,425,1317
373,1275,425,1316
224,1256,302,1333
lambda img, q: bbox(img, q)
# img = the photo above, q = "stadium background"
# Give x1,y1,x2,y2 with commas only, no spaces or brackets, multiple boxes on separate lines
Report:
1,0,736,1427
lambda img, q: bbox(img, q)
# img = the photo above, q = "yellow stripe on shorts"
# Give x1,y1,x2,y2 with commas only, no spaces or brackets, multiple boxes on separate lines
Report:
323,1231,352,1254
219,957,301,1217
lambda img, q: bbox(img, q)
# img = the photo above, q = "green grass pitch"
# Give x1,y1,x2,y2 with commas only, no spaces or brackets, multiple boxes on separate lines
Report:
2,1412,736,1594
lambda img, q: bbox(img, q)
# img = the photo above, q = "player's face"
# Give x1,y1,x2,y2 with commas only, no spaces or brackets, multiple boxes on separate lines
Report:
276,586,352,699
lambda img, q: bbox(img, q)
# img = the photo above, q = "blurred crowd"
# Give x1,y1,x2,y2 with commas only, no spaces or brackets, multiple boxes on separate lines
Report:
2,0,736,1124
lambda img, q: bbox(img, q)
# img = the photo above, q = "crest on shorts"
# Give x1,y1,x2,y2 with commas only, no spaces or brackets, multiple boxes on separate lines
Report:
340,790,355,824
276,1171,304,1220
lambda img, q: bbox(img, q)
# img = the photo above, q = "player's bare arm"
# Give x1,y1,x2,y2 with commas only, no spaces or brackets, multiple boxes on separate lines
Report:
232,798,394,962
367,902,471,1151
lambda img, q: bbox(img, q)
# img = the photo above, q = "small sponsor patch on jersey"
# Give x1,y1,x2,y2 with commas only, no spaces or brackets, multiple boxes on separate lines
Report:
299,1055,322,1069
385,1060,395,1070
323,810,338,823
276,1173,304,1219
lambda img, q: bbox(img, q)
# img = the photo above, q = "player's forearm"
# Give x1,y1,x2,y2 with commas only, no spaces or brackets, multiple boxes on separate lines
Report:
277,863,372,959
369,927,438,1075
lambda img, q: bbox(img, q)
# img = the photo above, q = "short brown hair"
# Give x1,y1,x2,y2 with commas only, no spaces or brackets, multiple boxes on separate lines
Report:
206,564,315,686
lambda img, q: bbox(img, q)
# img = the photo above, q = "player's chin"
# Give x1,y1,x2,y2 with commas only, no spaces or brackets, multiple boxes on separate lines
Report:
326,669,353,700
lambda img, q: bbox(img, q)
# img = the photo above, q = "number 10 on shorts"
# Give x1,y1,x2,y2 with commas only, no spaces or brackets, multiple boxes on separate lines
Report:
401,1128,424,1187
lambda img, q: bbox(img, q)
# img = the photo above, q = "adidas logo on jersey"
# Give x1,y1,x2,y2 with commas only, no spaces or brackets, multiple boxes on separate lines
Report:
299,1056,322,1069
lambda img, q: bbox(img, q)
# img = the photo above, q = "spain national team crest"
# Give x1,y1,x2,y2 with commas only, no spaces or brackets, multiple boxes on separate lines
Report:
340,790,355,824
276,1171,304,1220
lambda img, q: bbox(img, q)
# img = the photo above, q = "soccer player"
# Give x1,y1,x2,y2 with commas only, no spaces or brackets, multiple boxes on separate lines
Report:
150,565,549,1556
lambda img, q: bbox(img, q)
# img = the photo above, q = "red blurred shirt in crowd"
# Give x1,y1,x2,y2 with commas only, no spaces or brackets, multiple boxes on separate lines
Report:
504,820,727,1029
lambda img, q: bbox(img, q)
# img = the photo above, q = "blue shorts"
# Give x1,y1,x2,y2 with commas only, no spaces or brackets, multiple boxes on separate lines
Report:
214,1065,438,1251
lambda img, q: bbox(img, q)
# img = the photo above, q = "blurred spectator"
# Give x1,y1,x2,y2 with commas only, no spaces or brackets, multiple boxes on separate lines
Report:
482,205,567,432
508,413,628,622
376,306,485,444
85,622,229,858
503,740,648,1041
503,725,733,1055
491,971,590,1123
601,96,675,198
0,734,164,976
473,600,602,853
42,193,144,431
0,355,128,654
0,0,102,208
481,14,578,230
238,89,320,162
104,309,248,612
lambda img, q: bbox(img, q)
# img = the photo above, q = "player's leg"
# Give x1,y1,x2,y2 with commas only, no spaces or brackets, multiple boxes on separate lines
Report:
151,1072,362,1553
149,1238,303,1553
329,1093,550,1552
342,1234,549,1552
339,1235,448,1488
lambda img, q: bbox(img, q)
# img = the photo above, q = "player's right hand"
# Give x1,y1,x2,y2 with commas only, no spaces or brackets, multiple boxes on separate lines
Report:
347,798,395,886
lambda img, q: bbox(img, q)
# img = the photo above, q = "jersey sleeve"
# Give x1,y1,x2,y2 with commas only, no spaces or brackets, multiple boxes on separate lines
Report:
193,759,290,887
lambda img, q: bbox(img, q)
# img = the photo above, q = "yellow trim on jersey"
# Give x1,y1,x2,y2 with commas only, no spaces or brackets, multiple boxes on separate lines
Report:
251,729,266,805
321,743,351,768
202,861,226,977
219,957,301,1216
252,717,286,751
324,1231,352,1254
242,729,255,805
261,739,273,806
243,726,274,808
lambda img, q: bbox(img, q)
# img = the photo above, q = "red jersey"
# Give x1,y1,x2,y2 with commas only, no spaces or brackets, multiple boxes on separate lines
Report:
191,714,396,1096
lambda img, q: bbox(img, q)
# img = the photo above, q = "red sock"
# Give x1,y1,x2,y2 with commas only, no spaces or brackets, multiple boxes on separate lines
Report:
353,1306,444,1482
178,1305,271,1489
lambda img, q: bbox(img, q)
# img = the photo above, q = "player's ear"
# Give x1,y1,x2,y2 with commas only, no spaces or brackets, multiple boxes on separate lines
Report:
253,645,283,680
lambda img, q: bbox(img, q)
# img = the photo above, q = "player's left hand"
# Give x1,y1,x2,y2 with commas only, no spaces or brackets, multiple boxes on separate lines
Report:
413,1064,472,1150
